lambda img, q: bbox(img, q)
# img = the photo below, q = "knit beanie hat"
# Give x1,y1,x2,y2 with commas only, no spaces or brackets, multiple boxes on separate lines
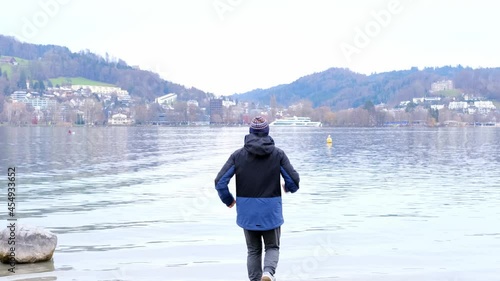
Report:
249,116,269,135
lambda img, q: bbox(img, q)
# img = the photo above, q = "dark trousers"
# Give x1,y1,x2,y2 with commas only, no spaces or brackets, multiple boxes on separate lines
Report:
243,226,281,281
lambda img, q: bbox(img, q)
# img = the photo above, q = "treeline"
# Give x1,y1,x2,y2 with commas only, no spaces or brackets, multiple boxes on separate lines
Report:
235,66,500,110
0,35,211,104
267,100,500,127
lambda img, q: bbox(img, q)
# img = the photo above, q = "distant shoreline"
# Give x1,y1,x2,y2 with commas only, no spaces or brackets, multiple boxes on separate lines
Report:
1,123,499,128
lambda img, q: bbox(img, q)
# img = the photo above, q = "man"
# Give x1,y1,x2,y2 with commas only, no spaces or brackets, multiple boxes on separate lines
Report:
214,116,300,281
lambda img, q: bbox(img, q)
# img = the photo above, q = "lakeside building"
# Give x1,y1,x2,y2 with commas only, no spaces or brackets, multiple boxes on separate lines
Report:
29,97,57,110
209,98,223,124
10,91,56,109
448,100,496,114
108,113,133,125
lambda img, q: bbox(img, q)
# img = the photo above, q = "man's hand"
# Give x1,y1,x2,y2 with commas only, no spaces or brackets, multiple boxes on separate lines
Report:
228,200,236,208
282,183,289,193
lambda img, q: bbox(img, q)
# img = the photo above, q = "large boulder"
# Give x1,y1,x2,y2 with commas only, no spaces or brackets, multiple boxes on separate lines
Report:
0,224,57,264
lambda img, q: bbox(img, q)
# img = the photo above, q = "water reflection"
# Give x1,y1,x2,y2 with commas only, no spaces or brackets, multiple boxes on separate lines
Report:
0,126,499,280
0,260,55,278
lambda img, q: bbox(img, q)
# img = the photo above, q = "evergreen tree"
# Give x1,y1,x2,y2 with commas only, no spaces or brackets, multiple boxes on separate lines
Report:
363,100,375,112
429,108,439,121
17,71,27,89
38,80,46,91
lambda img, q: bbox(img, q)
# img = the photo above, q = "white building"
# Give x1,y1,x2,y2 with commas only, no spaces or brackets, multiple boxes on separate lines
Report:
431,104,445,110
71,85,129,96
10,91,56,109
412,97,441,104
155,93,177,105
187,100,199,107
10,91,28,102
399,101,411,107
29,97,57,110
424,97,441,102
222,99,236,107
474,101,496,113
448,101,468,110
108,113,133,125
412,97,425,104
116,92,132,102
463,94,478,101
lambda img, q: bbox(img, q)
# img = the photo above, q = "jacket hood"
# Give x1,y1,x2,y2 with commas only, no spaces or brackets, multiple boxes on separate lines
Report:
244,133,275,156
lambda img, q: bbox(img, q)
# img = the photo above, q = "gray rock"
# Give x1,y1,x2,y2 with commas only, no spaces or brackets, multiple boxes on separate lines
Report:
0,224,57,264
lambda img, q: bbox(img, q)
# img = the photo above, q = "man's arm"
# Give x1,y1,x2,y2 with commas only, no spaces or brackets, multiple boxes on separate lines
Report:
280,152,300,193
214,154,236,206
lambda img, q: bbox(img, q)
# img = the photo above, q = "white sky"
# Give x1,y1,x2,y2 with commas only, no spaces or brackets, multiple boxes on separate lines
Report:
1,0,500,96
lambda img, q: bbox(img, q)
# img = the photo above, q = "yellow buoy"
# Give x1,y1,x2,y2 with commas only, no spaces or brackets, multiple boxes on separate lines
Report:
326,134,332,144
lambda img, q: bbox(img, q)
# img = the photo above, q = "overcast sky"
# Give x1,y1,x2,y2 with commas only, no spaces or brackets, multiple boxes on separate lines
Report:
1,0,499,96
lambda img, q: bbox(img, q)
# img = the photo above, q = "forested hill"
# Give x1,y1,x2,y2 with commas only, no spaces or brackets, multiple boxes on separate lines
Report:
4,34,500,111
0,35,210,102
234,66,500,110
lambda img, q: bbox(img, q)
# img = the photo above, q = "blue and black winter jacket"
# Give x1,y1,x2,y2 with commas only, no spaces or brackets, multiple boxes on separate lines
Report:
214,133,300,231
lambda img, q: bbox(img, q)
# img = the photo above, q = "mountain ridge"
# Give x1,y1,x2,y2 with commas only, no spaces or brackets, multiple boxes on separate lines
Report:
0,35,211,103
233,65,500,110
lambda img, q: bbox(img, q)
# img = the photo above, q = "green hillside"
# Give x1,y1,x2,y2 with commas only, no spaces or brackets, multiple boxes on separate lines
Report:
434,89,462,97
0,64,12,77
0,56,29,77
49,77,115,87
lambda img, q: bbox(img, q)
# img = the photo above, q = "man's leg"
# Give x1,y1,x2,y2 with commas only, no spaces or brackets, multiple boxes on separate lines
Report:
244,229,263,281
262,226,281,276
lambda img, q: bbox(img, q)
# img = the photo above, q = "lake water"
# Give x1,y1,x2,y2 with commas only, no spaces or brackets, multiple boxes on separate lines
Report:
1,126,499,281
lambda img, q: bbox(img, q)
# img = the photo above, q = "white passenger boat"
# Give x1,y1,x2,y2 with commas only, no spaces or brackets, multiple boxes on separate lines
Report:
269,116,322,127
